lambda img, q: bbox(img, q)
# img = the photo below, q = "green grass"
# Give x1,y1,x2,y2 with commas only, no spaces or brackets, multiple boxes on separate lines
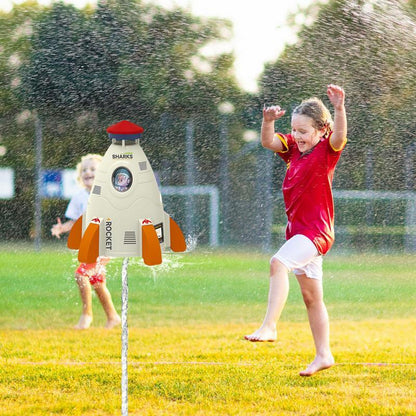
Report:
0,245,415,415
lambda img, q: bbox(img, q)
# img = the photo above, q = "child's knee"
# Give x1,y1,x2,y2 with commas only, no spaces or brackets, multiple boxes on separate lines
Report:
270,257,289,275
75,273,88,285
301,287,323,308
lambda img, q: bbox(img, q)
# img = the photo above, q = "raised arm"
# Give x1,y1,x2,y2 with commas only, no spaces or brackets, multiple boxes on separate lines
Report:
51,217,75,239
261,105,286,152
327,84,347,150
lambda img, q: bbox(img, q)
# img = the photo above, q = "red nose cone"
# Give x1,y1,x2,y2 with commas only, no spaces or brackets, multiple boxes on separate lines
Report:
107,120,144,140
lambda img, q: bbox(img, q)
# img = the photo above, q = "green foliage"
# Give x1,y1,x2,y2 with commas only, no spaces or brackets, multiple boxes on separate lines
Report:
19,0,242,125
20,3,122,114
1,0,251,241
2,0,247,168
2,0,416,244
261,0,416,191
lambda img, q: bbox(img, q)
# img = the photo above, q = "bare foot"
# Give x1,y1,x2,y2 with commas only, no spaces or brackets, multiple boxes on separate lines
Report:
74,314,93,330
105,315,121,329
244,326,277,342
299,354,335,376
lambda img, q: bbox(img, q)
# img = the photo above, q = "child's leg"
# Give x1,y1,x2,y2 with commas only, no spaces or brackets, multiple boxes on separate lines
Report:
74,272,93,329
92,281,121,329
245,258,289,342
296,274,334,376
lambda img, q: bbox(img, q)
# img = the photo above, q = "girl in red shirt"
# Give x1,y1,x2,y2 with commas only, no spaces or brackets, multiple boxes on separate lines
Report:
245,84,347,376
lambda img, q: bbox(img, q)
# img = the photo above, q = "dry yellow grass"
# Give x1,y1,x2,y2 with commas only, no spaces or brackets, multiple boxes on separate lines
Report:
1,249,415,414
1,320,415,415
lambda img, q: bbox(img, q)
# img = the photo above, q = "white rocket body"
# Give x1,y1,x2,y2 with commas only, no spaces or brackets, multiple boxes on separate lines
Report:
87,139,168,257
68,135,186,265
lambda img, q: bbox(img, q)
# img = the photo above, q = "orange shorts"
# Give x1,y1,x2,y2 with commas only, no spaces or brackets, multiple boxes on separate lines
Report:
75,257,110,285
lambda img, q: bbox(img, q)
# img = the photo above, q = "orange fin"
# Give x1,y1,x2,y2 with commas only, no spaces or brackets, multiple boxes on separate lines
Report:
78,221,100,264
142,223,162,266
170,218,186,252
67,215,83,250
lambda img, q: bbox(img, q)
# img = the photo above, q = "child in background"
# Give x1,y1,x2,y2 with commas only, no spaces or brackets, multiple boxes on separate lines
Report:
51,154,121,329
245,85,347,376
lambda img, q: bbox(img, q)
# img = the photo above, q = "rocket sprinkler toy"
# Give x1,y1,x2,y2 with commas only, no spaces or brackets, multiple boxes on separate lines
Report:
67,120,186,265
67,120,186,416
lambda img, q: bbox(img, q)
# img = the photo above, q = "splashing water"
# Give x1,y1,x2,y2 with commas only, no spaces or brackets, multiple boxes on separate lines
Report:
121,257,129,416
124,234,196,280
185,234,198,252
127,253,183,282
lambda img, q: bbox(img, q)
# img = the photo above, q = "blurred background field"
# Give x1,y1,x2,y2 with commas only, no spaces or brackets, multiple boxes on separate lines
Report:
1,246,416,328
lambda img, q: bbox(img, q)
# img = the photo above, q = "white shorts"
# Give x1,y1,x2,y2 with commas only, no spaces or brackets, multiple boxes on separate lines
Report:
271,234,323,280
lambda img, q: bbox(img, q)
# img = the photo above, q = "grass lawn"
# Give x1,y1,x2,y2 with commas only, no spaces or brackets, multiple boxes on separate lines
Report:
0,244,415,415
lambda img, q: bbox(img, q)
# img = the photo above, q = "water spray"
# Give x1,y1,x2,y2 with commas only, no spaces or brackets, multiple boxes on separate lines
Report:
67,120,187,415
121,257,129,416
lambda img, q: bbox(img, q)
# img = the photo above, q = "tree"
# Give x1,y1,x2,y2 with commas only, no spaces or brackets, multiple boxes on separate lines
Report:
0,2,47,239
19,0,245,168
260,0,416,191
4,0,252,243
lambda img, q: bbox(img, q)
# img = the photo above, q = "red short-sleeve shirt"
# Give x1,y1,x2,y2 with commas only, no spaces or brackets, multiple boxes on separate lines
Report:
276,133,345,255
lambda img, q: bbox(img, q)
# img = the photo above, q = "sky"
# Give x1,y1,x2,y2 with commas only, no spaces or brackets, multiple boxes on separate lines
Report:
0,0,313,92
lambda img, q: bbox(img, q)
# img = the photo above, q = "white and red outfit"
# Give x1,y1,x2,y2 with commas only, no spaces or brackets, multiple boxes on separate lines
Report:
272,132,346,279
66,188,108,285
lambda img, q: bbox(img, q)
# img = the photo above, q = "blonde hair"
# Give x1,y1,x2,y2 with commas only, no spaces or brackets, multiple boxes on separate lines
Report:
293,97,333,138
76,153,102,187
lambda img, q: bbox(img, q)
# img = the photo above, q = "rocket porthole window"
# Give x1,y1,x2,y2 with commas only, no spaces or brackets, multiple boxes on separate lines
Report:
112,167,132,192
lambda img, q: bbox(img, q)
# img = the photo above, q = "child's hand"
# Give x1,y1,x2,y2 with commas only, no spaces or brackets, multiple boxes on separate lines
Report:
327,84,345,110
51,217,63,239
263,105,286,122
